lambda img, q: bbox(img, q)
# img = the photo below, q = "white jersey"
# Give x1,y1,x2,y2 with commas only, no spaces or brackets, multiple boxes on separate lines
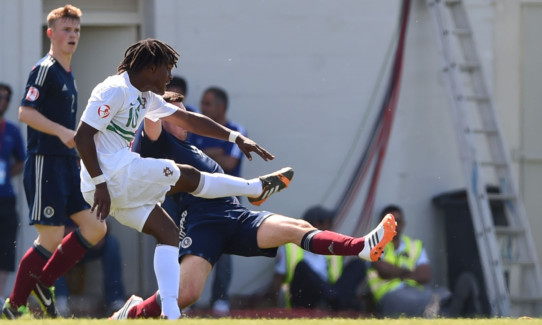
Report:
80,71,178,193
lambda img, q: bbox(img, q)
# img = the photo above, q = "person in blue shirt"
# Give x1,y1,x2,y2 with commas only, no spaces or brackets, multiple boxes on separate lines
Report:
188,87,246,314
2,5,107,319
0,83,25,299
189,87,246,177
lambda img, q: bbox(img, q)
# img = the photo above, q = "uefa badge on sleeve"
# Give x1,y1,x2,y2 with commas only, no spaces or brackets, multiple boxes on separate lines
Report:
26,87,39,101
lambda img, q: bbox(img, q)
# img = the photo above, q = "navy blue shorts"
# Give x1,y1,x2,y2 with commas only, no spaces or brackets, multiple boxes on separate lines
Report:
178,205,278,265
23,154,90,226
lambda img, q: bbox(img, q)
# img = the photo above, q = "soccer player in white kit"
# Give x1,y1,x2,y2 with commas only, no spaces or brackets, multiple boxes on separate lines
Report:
74,39,293,319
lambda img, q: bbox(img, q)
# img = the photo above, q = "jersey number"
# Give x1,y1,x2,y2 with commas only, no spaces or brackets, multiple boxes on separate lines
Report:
126,105,140,128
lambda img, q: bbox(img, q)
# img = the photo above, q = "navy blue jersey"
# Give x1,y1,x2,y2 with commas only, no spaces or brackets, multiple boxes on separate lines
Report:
132,125,240,212
188,121,246,176
21,54,78,156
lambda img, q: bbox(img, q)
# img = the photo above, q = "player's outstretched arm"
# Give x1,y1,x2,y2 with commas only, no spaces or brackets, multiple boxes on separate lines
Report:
143,117,162,141
162,109,275,161
232,133,274,162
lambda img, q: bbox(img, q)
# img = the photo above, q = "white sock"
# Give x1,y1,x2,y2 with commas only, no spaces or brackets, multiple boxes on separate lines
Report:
154,245,181,319
192,172,262,198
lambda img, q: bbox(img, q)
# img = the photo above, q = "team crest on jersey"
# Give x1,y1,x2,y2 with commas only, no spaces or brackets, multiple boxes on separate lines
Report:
97,105,111,118
181,237,192,249
26,87,39,101
163,167,174,177
43,206,55,218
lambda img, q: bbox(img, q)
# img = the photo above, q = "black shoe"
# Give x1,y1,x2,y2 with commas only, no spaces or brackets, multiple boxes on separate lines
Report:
2,298,30,319
31,282,58,318
248,167,294,206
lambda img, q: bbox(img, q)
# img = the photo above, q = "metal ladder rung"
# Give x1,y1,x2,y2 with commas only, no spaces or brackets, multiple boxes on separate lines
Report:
467,128,498,135
510,296,542,303
486,193,516,201
452,28,472,36
459,62,480,71
479,161,507,168
465,94,490,102
502,259,536,267
495,226,525,235
444,0,462,5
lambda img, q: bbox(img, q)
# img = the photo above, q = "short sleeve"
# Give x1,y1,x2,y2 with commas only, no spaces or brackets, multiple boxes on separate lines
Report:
144,93,178,122
20,65,50,110
81,85,125,131
416,247,430,267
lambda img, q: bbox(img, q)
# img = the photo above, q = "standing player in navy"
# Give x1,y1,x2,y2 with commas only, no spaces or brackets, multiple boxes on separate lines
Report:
2,5,107,319
109,91,397,319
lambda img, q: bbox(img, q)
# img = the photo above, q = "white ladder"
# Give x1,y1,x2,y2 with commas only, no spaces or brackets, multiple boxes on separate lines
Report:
426,0,542,317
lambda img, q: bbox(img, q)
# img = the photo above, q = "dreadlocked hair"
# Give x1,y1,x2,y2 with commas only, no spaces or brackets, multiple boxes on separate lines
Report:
117,39,179,74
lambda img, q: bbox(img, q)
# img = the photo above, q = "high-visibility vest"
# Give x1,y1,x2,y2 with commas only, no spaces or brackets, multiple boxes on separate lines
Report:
281,243,343,307
366,235,423,302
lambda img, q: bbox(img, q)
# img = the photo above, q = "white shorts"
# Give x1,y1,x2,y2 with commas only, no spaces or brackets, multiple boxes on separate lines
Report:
83,156,180,231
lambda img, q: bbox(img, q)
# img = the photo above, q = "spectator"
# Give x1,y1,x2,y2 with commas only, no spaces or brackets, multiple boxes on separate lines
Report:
264,206,366,311
367,205,482,318
0,83,25,299
188,86,247,315
190,87,246,177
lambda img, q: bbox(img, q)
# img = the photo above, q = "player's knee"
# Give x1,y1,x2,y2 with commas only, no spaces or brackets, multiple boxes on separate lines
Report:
296,219,314,230
176,164,200,191
97,220,108,236
179,290,200,308
155,225,179,246
82,217,107,237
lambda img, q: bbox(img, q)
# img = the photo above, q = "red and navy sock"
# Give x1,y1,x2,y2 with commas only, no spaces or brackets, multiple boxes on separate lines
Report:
301,230,365,256
9,244,50,308
39,228,91,287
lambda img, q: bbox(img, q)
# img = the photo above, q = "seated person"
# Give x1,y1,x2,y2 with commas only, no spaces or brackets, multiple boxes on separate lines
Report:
367,205,482,318
263,206,366,311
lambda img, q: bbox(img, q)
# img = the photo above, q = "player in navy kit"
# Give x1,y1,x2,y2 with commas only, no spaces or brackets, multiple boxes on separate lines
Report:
109,91,397,319
2,5,107,319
